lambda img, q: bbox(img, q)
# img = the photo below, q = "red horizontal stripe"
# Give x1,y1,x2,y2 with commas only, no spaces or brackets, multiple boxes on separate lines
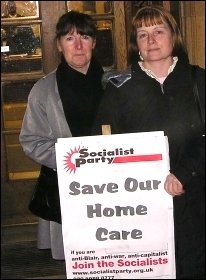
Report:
112,154,162,163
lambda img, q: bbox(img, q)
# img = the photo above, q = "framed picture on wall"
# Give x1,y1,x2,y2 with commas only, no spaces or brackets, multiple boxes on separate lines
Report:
1,1,39,20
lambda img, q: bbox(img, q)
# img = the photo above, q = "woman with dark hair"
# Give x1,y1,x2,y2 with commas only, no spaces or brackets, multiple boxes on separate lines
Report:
19,10,104,260
93,5,205,279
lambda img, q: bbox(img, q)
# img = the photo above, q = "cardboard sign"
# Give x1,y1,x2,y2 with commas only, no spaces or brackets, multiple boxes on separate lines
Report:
55,131,176,279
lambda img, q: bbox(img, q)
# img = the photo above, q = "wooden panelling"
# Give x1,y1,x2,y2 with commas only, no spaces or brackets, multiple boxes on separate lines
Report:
40,1,66,74
113,2,128,70
180,1,205,68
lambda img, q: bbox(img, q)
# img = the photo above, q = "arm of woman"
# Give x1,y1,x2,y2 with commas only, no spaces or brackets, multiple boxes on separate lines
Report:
19,84,57,169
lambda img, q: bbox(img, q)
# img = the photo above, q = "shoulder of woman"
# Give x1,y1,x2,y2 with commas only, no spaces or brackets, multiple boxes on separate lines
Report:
190,64,205,74
32,70,56,92
190,64,205,86
29,70,57,101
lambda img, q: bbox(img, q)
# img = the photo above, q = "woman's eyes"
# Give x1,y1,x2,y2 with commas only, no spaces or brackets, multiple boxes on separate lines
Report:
81,35,90,39
154,30,164,35
66,35,90,41
66,36,74,41
138,33,147,39
137,29,164,40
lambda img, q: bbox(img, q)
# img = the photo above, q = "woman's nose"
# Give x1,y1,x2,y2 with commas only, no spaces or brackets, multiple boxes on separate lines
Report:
75,37,83,49
148,33,155,43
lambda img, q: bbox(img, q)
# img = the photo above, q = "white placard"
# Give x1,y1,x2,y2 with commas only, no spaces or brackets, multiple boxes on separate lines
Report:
55,131,176,279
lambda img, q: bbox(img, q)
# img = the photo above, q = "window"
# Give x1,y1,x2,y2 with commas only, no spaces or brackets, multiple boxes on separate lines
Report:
1,1,42,180
1,1,42,74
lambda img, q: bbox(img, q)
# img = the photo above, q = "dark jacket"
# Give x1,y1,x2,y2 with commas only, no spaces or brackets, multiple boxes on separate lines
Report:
94,60,205,279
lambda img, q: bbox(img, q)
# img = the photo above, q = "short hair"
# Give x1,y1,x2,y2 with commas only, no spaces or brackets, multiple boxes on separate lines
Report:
129,5,188,63
56,10,97,39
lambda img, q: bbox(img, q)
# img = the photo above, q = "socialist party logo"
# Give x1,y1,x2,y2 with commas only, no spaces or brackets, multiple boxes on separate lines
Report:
63,147,162,174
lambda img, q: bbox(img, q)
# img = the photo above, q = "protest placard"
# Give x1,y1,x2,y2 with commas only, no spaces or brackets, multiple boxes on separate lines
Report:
55,131,176,279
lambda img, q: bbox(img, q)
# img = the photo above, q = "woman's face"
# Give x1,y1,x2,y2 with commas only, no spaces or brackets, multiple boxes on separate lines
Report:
57,28,96,74
136,22,174,62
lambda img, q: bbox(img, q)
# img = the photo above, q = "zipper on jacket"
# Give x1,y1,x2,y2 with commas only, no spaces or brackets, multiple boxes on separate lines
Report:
160,83,164,94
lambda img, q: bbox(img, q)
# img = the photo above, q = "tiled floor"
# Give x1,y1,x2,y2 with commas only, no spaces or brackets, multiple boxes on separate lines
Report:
1,240,66,279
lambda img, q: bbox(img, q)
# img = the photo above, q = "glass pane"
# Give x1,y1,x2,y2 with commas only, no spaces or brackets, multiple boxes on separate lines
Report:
5,133,40,180
1,1,39,20
1,24,42,73
67,1,113,14
2,81,37,129
94,20,114,68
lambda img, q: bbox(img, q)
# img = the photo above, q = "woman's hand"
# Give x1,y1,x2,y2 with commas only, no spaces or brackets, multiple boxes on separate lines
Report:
164,173,184,196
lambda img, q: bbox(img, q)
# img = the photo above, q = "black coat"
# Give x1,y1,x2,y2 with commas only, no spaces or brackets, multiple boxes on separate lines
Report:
94,60,205,279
